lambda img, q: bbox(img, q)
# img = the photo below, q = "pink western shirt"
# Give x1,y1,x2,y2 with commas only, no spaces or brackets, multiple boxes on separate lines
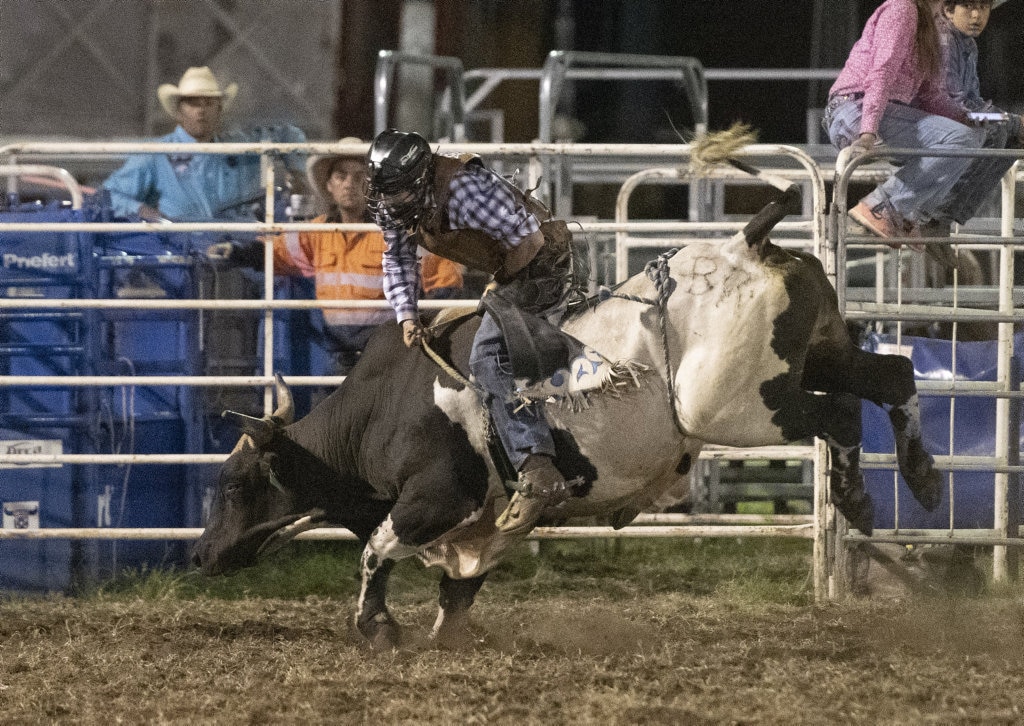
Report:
829,0,965,136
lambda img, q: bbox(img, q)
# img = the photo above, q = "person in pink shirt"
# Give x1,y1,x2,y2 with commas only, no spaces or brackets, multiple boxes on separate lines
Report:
823,0,984,242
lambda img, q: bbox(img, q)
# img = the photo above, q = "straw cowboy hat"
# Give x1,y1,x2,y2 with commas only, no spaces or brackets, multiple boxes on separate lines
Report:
306,138,367,202
157,66,238,117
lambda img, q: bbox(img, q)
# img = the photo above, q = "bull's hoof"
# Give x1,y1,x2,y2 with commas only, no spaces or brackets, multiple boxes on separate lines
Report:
834,490,875,537
609,506,641,530
907,468,942,512
356,611,402,650
900,441,943,512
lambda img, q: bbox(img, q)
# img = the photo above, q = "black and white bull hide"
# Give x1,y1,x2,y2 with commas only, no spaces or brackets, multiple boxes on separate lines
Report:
192,188,941,649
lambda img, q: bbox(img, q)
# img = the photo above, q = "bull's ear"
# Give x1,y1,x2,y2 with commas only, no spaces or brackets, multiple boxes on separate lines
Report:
222,410,277,447
259,453,287,495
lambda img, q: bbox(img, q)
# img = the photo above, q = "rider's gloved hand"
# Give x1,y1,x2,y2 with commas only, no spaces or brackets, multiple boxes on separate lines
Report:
401,319,427,348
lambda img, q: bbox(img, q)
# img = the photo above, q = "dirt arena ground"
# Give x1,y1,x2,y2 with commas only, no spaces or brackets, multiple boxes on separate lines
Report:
1,540,1022,725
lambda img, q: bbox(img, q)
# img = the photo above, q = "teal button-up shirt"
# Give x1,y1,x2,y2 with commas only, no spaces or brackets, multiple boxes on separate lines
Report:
102,124,306,221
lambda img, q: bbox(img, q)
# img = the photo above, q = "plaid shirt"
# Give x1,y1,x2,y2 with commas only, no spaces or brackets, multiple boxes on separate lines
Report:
381,162,540,322
830,0,965,136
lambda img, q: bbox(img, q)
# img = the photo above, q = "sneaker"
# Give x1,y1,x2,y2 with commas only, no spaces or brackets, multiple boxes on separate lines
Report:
849,201,927,251
495,455,566,536
848,200,898,239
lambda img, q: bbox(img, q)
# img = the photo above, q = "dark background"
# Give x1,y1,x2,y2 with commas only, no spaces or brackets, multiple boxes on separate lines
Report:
335,0,1024,144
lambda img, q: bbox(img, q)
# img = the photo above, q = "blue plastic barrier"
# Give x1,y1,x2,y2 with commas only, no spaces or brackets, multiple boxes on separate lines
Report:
0,427,82,591
861,332,1024,529
0,204,207,590
0,193,313,589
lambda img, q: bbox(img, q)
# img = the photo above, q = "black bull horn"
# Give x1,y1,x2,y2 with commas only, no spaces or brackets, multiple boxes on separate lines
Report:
222,373,295,450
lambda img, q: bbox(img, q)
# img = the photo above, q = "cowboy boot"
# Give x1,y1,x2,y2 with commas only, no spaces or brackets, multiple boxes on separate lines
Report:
495,454,567,536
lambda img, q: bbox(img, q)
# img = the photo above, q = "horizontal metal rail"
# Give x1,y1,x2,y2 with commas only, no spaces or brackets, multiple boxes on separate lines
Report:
0,375,346,388
0,523,816,542
464,66,842,116
0,141,757,157
846,529,1024,547
0,298,462,311
0,220,812,235
0,445,815,467
861,453,1024,474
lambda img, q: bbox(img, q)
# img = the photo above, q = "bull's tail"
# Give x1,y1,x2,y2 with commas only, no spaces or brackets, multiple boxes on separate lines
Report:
689,122,802,250
739,185,802,250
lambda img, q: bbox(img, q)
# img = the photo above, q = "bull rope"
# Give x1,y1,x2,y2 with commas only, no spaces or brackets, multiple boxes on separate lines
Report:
605,249,687,437
420,338,480,393
419,338,515,480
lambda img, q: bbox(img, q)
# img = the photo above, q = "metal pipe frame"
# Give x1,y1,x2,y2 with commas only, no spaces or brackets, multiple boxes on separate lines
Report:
0,164,84,209
832,145,1024,585
612,145,827,283
611,147,829,594
5,139,1022,597
373,50,466,141
538,51,709,143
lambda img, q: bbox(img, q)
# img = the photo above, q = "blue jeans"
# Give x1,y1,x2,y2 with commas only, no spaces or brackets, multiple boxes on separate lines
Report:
469,310,557,471
826,99,989,225
941,122,1018,224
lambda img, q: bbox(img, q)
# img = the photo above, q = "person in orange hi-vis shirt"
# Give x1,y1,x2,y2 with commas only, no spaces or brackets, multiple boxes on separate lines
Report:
208,138,462,383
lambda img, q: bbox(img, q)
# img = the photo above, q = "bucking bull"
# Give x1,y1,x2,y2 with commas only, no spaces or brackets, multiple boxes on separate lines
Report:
192,145,942,649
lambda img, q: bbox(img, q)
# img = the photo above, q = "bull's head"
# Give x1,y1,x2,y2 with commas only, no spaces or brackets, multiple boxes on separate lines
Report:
191,375,328,575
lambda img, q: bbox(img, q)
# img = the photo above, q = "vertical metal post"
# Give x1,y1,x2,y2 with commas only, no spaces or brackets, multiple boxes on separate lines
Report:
261,151,276,415
813,438,829,600
373,52,397,135
993,164,1017,581
1007,356,1020,580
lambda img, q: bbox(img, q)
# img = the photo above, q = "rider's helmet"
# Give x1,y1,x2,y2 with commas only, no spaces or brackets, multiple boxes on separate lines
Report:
366,129,433,230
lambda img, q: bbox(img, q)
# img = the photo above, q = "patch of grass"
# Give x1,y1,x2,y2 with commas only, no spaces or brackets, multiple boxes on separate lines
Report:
77,537,814,609
518,538,814,605
87,542,367,601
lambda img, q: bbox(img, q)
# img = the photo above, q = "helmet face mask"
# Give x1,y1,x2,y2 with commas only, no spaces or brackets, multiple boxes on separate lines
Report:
366,130,433,230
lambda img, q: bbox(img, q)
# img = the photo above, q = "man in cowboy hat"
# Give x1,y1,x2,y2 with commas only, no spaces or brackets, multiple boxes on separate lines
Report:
101,65,307,417
102,65,307,222
208,139,462,399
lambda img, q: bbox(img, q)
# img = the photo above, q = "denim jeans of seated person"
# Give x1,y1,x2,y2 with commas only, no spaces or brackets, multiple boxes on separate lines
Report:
826,98,986,226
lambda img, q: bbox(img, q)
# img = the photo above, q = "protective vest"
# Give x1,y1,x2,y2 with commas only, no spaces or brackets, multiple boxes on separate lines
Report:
272,215,390,327
416,154,570,281
273,214,461,326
